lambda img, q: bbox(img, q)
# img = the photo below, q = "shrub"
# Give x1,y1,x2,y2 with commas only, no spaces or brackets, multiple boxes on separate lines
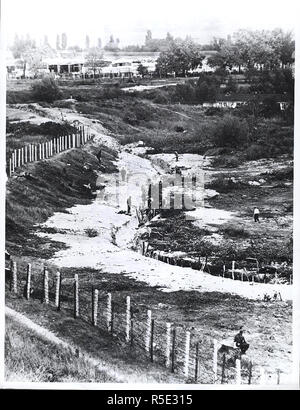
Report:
174,124,185,133
204,107,223,116
221,225,249,238
244,144,266,160
175,82,196,104
212,155,241,168
212,115,249,148
31,77,63,103
84,228,98,238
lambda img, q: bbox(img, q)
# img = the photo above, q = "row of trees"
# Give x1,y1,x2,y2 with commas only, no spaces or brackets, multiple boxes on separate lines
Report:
207,29,294,72
155,29,294,78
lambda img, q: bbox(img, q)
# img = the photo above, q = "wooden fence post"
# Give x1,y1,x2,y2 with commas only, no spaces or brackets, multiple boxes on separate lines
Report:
130,307,134,347
21,147,24,165
248,361,253,384
14,149,17,168
68,134,71,150
150,319,155,362
11,154,15,173
125,296,131,342
24,145,28,163
213,339,218,383
111,302,114,336
195,342,200,382
277,369,281,385
8,158,12,177
18,149,21,167
39,144,42,160
260,367,266,385
171,327,176,373
184,330,191,378
232,261,235,280
10,261,17,294
55,271,61,308
43,266,49,304
221,353,226,384
92,289,99,326
72,134,75,148
74,274,79,318
236,358,241,384
145,309,152,352
166,322,171,368
26,263,31,300
106,293,112,332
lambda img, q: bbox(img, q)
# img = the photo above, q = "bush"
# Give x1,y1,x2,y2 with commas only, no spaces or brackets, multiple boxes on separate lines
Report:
244,144,266,160
212,155,241,168
212,115,249,148
222,225,249,238
85,228,98,238
174,124,185,133
31,77,63,103
175,82,196,103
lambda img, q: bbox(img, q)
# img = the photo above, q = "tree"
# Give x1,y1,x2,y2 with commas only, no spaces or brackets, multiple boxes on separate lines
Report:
97,38,102,49
44,35,49,46
145,30,152,45
31,77,62,102
166,32,173,42
212,115,249,148
56,34,60,50
156,39,204,77
104,35,119,51
85,35,90,50
85,48,105,77
10,35,37,77
61,33,68,50
137,64,149,78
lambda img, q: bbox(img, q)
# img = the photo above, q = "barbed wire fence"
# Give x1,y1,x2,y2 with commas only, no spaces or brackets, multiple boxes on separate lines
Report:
5,258,282,385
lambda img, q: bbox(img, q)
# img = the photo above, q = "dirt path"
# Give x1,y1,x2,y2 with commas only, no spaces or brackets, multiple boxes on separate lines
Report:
5,306,170,384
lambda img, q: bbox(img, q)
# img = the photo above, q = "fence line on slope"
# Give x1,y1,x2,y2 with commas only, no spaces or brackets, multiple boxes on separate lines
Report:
6,124,92,178
5,258,282,385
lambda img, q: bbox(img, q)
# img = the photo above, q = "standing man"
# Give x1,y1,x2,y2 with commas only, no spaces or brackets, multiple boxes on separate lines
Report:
96,149,102,164
127,196,132,215
174,151,179,162
253,207,260,222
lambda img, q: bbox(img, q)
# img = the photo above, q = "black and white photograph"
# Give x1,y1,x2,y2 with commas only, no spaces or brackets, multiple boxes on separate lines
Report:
0,0,299,392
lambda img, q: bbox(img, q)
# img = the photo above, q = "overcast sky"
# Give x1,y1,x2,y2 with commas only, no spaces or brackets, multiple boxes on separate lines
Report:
2,0,298,48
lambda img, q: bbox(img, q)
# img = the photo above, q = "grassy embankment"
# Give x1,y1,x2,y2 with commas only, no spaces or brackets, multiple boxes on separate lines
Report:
5,315,115,383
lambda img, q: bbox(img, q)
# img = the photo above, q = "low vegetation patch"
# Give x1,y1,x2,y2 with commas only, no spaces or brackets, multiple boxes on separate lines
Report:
5,316,113,382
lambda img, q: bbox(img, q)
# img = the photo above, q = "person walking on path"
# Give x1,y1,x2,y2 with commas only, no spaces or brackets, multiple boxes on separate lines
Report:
253,207,260,222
